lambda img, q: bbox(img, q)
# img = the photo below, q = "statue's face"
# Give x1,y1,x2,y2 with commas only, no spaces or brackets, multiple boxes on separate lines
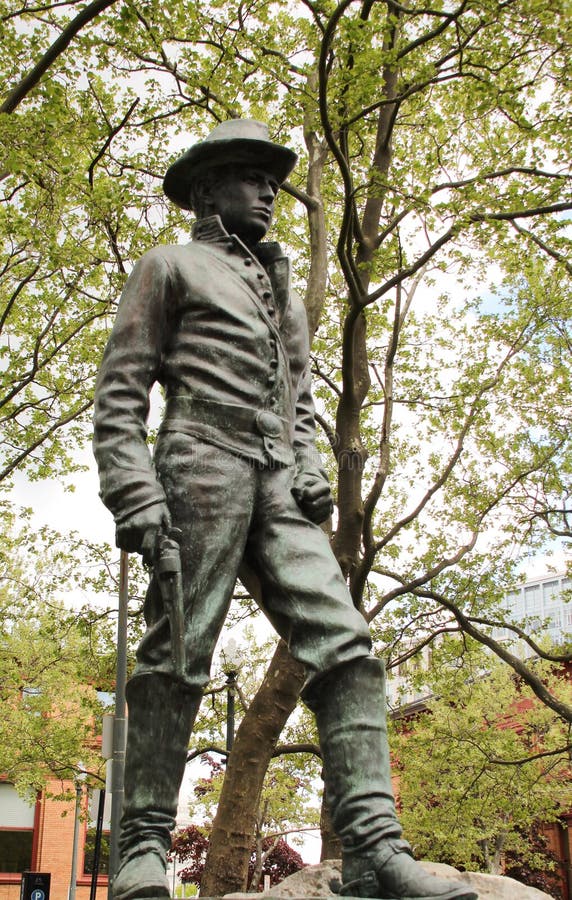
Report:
206,166,279,246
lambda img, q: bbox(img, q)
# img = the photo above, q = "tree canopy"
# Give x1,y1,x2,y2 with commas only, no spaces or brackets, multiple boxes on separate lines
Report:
0,519,121,796
391,638,572,879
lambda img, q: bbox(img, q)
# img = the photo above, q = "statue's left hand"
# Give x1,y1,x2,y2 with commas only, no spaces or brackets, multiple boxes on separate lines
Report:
291,470,333,525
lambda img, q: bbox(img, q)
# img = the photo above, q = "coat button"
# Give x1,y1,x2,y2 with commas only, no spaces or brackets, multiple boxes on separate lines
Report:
262,290,272,300
244,258,253,266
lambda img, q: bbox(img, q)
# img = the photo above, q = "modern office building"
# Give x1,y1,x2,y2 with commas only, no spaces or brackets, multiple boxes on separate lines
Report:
494,570,572,649
387,567,571,708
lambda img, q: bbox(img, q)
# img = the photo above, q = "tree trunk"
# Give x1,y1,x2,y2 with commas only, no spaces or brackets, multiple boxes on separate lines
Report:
250,826,264,892
200,640,306,896
319,794,342,861
200,102,331,892
200,36,400,888
491,832,506,876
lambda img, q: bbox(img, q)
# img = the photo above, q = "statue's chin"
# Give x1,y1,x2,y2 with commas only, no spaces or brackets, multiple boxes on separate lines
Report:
221,213,270,247
238,223,269,247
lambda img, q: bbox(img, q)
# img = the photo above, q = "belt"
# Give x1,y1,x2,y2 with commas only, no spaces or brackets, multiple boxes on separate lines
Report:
161,396,290,440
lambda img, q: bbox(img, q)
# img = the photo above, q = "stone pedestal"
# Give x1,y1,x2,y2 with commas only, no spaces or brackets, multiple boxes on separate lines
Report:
221,858,555,900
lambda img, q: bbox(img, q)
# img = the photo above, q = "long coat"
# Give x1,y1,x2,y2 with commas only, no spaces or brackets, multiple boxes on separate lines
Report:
93,215,324,526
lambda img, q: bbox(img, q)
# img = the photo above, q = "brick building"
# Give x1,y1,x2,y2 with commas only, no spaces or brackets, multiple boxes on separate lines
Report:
0,780,109,900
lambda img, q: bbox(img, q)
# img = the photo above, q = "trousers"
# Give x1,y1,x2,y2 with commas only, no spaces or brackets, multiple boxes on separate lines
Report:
134,432,371,690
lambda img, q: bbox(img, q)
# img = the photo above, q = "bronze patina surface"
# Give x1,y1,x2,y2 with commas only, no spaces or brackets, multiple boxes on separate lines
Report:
93,119,477,900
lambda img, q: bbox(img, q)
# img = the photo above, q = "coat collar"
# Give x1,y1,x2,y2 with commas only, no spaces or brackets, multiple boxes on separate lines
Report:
191,215,285,266
192,215,291,323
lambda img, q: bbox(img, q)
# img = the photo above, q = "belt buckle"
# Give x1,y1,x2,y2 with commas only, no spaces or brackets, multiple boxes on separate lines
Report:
255,410,282,438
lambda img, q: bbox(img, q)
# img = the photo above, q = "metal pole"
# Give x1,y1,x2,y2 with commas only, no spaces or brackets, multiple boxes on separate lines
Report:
108,550,129,900
225,672,236,754
68,782,82,900
89,788,105,900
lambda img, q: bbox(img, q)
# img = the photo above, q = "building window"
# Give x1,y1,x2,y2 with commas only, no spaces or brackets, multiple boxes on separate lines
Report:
524,584,541,613
0,784,35,873
83,830,110,876
543,580,560,603
83,790,110,876
543,580,562,629
507,588,523,616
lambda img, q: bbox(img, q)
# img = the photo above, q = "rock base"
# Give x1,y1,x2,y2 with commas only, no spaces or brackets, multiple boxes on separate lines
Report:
222,858,555,900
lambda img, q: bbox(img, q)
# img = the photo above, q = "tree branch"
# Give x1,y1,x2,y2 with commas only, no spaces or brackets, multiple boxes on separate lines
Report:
510,221,572,276
271,742,322,760
467,615,571,664
416,587,572,724
0,397,93,483
88,97,140,187
1,0,120,114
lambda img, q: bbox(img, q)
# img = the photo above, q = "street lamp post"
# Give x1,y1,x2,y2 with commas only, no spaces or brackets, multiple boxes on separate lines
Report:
68,769,86,900
89,787,106,900
108,549,129,900
225,669,237,753
220,638,243,754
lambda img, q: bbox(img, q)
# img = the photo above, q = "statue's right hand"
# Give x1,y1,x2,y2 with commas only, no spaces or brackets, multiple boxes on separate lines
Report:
115,503,171,560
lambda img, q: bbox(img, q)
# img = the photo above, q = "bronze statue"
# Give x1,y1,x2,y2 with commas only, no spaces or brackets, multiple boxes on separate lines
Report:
93,119,477,900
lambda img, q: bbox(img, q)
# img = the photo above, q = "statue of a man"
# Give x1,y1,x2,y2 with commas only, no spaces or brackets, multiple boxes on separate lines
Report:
93,120,476,900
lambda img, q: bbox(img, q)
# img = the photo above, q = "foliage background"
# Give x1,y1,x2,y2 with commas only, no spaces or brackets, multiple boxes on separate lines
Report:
1,0,571,889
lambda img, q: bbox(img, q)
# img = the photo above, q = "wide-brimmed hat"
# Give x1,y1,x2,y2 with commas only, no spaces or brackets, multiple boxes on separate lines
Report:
163,119,298,211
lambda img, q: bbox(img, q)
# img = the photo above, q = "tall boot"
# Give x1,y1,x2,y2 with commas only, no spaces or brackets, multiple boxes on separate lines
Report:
304,657,477,900
112,673,202,900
